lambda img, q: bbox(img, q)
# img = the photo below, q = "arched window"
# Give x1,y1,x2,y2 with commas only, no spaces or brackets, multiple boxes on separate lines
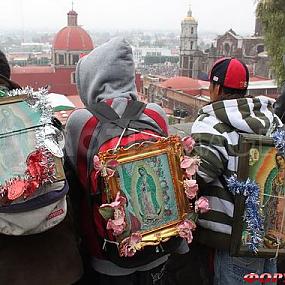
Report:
224,43,230,55
257,45,264,54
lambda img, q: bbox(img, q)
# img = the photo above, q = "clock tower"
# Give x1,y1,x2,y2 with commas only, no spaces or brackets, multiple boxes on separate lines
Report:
179,4,199,78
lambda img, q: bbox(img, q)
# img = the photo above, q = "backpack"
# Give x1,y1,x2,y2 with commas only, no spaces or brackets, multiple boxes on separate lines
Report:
75,100,184,268
0,88,68,235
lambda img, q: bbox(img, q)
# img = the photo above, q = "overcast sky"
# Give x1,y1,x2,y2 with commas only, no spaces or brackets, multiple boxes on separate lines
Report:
1,0,257,35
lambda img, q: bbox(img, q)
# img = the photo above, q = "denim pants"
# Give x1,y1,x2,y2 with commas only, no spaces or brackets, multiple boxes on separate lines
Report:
214,249,277,285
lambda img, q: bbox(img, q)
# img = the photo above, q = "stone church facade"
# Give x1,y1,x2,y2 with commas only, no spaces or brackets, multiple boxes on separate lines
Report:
179,8,271,79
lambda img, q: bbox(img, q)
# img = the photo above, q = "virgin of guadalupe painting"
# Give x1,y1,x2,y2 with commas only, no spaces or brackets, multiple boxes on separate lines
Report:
0,107,30,180
232,134,285,257
116,153,179,232
136,166,161,224
98,136,190,250
263,152,285,248
0,100,42,183
246,146,285,250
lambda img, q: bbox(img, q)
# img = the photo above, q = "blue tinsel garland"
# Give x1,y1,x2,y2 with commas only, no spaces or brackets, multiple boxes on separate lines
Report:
272,129,285,155
227,176,264,253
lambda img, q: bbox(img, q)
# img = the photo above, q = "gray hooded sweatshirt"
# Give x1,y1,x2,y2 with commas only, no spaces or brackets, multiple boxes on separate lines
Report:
65,38,186,275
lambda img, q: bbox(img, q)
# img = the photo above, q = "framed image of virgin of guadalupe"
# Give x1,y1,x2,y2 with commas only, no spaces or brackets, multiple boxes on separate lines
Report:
98,136,192,256
0,92,65,205
230,133,285,257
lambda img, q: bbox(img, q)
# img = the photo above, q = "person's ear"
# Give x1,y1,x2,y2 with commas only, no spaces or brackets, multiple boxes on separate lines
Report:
213,84,221,96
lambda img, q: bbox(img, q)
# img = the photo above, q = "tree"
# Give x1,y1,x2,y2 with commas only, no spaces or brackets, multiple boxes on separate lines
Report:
256,0,285,85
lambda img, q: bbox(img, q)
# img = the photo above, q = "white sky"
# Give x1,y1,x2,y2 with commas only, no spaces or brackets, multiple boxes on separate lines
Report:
0,0,257,35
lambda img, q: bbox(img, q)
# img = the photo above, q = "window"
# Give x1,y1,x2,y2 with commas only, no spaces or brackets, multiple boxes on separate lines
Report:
71,72,76,84
72,54,79,65
58,54,64,65
191,27,194,34
190,41,193,50
183,56,189,69
224,43,230,55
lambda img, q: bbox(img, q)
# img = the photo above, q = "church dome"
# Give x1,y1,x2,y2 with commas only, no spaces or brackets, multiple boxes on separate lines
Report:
184,16,196,22
183,6,197,23
53,10,94,51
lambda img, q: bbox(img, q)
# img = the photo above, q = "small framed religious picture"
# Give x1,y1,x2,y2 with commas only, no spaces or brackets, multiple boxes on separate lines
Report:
0,90,65,205
230,133,285,257
98,136,193,256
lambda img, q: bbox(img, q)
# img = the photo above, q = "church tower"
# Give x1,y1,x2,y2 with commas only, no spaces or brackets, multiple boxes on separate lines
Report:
179,4,199,78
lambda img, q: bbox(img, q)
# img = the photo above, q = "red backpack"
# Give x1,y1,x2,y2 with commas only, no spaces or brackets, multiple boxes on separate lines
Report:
69,100,183,268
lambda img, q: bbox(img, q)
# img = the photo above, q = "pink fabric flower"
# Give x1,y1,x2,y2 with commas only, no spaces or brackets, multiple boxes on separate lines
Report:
177,219,196,244
93,155,118,178
119,232,142,257
106,208,126,235
93,155,103,172
195,196,210,213
184,179,198,199
182,136,195,153
100,192,127,235
180,156,200,178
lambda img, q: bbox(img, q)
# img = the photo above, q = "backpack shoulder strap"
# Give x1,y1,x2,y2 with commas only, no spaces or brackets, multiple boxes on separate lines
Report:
87,102,120,123
88,101,147,129
85,101,166,174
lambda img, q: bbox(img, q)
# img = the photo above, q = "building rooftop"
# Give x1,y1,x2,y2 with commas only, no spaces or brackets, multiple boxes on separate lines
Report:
160,76,209,91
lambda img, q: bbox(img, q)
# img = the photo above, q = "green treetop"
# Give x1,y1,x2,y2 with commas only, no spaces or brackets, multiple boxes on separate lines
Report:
256,0,285,86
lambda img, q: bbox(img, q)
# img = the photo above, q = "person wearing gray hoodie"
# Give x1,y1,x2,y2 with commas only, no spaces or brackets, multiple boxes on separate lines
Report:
64,37,187,284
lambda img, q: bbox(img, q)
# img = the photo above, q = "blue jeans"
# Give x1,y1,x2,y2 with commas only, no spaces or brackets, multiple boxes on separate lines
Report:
214,249,277,285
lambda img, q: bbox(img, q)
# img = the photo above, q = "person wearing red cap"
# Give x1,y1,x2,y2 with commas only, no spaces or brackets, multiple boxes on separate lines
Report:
191,57,282,284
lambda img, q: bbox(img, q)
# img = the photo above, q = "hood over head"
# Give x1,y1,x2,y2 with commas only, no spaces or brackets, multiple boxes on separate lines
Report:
199,96,282,135
76,37,137,109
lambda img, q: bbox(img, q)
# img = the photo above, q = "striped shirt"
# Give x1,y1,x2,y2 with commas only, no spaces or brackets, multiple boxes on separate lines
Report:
191,96,282,249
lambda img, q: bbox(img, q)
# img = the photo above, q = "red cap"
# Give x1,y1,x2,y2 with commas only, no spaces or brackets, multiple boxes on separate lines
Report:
209,57,249,90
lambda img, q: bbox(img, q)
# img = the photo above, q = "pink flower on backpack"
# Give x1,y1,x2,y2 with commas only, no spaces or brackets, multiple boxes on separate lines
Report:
195,196,210,214
93,155,118,178
119,232,142,257
180,156,200,178
106,211,126,235
101,192,127,235
183,179,198,199
177,219,196,244
182,136,195,153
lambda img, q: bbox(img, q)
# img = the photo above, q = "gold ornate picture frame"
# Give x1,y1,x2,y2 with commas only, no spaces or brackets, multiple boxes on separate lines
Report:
98,136,191,252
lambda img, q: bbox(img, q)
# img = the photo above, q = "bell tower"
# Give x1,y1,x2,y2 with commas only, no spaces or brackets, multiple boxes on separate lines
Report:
179,4,199,78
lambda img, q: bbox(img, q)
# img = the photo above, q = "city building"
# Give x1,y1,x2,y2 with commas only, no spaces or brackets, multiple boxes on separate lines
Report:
179,6,271,79
144,74,278,121
11,9,94,96
179,5,205,78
